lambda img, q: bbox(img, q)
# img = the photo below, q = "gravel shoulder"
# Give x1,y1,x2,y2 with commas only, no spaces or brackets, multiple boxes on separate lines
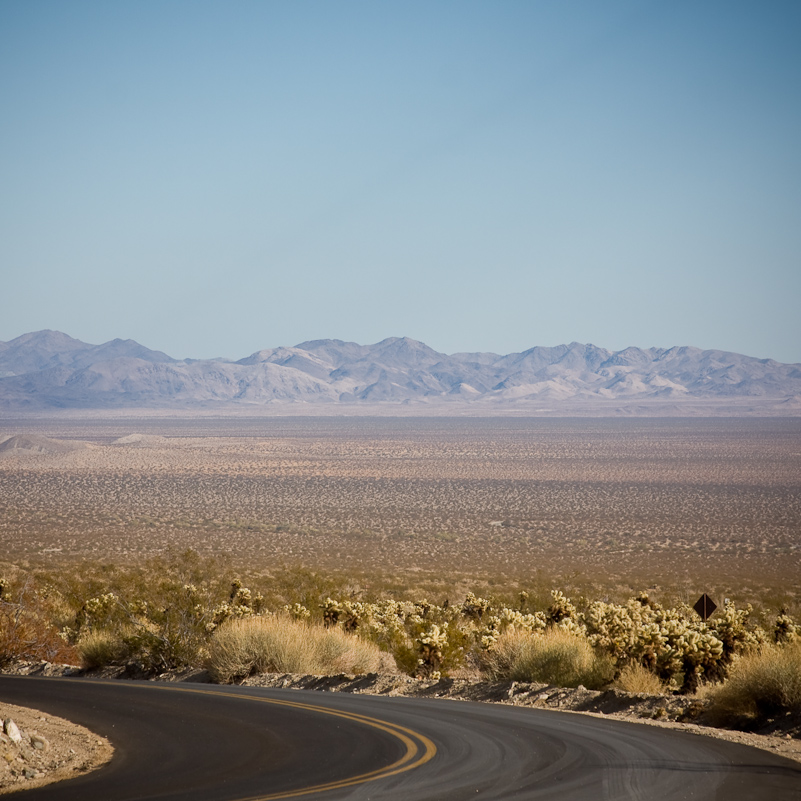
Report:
0,698,113,795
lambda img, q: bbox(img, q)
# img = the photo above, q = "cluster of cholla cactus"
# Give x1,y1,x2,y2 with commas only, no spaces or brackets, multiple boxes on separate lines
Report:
209,579,265,630
581,593,771,693
62,577,267,670
478,607,547,650
317,597,466,676
3,565,798,690
313,589,794,693
319,598,364,631
417,623,449,678
774,609,799,644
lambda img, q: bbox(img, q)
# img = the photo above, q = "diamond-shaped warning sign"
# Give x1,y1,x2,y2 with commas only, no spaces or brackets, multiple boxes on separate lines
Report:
693,593,717,621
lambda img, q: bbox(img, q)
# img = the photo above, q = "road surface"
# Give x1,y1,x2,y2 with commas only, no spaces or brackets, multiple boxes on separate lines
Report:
1,676,798,800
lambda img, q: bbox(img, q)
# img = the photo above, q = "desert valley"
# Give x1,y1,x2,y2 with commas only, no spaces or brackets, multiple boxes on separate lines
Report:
1,415,798,613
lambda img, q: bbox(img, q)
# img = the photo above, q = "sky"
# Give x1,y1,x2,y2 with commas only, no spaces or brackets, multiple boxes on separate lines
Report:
1,1,800,363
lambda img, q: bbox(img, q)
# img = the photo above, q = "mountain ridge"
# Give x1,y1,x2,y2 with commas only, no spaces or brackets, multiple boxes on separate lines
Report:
1,330,799,414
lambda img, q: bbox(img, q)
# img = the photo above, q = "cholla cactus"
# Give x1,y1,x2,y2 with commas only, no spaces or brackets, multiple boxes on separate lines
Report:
774,609,799,644
500,607,547,633
478,608,546,650
282,603,311,620
554,616,586,638
340,601,365,632
320,598,343,628
78,592,120,630
210,599,253,629
709,600,763,679
417,623,448,678
479,619,502,651
462,592,490,621
129,599,149,617
233,586,252,609
415,600,432,619
668,626,725,694
547,590,576,624
585,598,666,668
210,584,259,629
0,578,8,601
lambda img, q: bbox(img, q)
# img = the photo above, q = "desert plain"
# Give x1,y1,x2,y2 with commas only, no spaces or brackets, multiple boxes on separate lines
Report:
0,415,799,615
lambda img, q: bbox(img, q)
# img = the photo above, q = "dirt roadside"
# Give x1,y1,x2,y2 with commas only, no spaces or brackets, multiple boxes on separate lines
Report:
0,698,112,795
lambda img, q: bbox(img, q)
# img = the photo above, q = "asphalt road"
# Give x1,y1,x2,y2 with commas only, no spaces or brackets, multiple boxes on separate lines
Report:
1,676,799,800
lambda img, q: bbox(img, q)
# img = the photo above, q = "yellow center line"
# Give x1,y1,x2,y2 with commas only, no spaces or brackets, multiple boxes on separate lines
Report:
146,683,438,800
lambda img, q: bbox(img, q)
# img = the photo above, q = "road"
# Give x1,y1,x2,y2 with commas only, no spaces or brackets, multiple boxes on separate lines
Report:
1,676,799,800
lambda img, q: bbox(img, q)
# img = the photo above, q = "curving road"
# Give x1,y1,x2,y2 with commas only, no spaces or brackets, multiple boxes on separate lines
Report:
1,676,799,800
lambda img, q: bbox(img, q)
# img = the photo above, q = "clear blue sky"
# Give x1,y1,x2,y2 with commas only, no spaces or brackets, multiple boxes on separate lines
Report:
1,0,799,362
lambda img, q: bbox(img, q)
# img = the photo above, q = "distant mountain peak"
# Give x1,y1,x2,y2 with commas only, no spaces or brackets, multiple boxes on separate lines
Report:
0,331,798,414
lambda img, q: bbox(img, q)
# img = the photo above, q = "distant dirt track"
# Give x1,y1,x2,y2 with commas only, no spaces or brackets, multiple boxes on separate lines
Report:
2,677,799,800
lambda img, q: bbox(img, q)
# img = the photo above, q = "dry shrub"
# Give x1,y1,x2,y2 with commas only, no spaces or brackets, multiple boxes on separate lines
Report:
484,629,613,689
76,628,133,669
0,579,79,667
0,607,78,666
615,663,664,695
206,615,390,683
708,641,801,725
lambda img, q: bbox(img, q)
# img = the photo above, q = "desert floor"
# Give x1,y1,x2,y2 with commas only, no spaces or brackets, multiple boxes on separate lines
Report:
1,416,799,612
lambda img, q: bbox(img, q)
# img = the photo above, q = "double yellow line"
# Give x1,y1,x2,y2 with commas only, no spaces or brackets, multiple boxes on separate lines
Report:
168,685,438,800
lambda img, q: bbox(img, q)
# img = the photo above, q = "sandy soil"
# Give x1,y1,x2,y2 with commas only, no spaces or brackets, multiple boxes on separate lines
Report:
0,699,112,794
1,418,799,609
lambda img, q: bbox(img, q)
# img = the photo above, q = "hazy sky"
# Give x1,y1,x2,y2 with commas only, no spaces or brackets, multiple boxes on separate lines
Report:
2,1,799,362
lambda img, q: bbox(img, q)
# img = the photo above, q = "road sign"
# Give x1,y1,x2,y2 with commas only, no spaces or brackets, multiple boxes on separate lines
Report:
693,593,717,621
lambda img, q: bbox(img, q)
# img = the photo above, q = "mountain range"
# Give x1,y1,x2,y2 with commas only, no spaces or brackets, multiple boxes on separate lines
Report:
1,330,800,415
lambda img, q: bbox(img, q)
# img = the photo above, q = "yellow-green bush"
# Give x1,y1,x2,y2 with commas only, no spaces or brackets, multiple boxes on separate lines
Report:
206,615,391,683
483,628,613,689
76,628,133,669
614,663,664,695
708,641,801,724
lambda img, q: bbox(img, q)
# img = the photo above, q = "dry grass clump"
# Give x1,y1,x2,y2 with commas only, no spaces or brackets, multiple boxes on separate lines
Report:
614,663,664,695
483,629,613,689
206,615,390,683
76,629,133,670
707,641,801,726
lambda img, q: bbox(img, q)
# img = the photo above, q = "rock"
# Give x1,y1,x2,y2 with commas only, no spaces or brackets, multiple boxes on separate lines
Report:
30,734,49,751
3,720,22,746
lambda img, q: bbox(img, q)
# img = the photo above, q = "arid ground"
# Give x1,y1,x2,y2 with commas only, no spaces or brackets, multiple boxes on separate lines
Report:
1,416,799,613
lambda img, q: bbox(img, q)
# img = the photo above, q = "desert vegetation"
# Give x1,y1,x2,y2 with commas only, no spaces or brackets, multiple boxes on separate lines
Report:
1,417,799,730
206,616,387,683
0,418,799,612
1,551,799,728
